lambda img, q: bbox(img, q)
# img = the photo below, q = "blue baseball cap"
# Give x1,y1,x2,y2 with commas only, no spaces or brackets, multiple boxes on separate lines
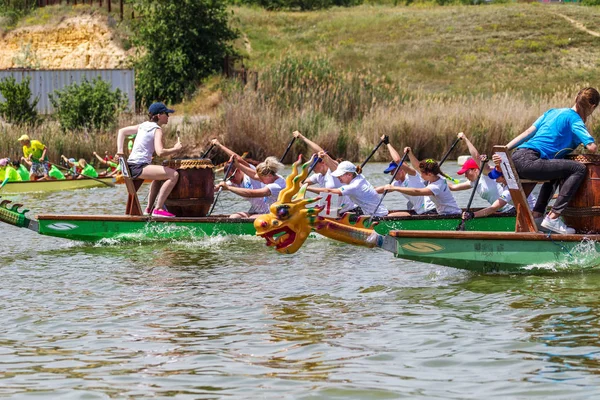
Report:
383,161,398,174
488,168,503,179
148,102,175,115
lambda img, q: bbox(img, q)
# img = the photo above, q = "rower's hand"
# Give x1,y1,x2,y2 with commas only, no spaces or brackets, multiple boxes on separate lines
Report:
492,153,502,166
383,184,394,191
93,152,97,156
457,132,465,140
292,130,302,139
317,150,327,159
173,138,183,151
403,147,411,154
462,211,475,220
381,135,389,145
216,182,229,190
211,138,220,146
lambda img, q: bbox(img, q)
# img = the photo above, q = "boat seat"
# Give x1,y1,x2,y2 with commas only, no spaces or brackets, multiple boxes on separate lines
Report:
118,157,144,216
492,145,538,233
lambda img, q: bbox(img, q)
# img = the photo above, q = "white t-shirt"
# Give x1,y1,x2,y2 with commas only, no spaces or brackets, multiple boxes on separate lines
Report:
128,121,159,165
307,170,355,213
470,175,513,213
339,174,388,217
264,175,286,206
427,178,461,215
499,187,537,210
392,173,436,215
230,175,268,214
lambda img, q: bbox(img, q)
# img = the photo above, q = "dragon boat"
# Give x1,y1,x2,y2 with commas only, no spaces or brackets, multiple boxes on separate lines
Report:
0,177,115,194
254,148,600,274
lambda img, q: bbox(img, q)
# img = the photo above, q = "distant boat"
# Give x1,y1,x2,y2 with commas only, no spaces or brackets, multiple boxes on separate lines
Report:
0,177,115,194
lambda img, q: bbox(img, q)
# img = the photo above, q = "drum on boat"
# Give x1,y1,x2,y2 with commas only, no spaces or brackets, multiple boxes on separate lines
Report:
163,158,214,217
562,154,600,233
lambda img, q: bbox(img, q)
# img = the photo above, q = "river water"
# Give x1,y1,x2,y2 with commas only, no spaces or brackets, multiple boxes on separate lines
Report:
2,163,600,399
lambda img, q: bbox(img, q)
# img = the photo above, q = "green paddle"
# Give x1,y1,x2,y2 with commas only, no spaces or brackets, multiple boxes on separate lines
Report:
0,177,9,189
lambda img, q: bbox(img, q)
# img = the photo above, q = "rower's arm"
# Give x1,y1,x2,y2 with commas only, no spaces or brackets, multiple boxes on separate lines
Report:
227,185,271,198
385,140,402,164
473,199,507,218
406,149,422,175
212,139,251,168
320,152,338,172
386,185,432,197
307,186,343,195
235,159,260,180
506,125,536,150
117,125,139,154
293,131,324,153
92,152,107,165
449,181,471,191
587,142,598,153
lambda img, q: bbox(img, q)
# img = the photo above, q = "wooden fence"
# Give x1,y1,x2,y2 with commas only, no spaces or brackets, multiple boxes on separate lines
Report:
36,0,126,20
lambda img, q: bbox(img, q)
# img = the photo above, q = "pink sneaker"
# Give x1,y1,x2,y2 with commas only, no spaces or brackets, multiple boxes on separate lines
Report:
152,209,175,218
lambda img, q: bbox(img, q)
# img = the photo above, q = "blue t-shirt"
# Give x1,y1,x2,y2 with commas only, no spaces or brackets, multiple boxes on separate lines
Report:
517,108,594,159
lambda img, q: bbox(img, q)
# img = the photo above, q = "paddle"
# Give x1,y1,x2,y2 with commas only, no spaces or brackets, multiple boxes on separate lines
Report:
359,135,388,170
50,162,115,188
280,137,296,163
439,133,463,167
207,159,236,216
367,150,409,226
200,143,215,159
0,177,9,189
456,155,487,231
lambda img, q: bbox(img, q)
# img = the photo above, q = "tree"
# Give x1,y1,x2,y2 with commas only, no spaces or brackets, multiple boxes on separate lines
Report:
133,0,238,108
0,76,38,125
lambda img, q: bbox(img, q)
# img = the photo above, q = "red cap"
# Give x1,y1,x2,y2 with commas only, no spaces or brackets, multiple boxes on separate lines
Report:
457,158,480,175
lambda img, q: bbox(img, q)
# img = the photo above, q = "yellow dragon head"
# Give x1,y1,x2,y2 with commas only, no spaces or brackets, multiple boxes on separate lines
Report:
254,155,382,254
254,156,322,254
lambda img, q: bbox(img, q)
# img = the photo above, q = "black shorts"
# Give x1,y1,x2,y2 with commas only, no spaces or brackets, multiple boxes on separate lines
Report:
128,163,149,179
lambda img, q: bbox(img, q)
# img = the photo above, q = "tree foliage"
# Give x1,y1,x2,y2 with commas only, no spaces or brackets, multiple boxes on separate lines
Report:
0,76,38,125
132,0,238,108
0,0,35,25
49,77,128,132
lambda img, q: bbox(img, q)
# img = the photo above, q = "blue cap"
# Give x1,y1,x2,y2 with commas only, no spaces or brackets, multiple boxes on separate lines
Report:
488,168,503,179
148,102,175,115
383,161,398,174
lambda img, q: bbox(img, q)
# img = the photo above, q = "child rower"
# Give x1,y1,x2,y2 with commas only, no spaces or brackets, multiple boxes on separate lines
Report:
309,161,388,217
375,137,436,217
382,148,461,215
76,159,98,179
0,158,22,182
93,151,121,177
12,160,29,181
449,132,513,214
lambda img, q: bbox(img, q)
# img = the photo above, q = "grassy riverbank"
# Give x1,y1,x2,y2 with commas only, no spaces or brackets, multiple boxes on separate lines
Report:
1,3,599,164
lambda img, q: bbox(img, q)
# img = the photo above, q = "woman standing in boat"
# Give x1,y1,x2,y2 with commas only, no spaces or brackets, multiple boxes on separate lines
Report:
216,155,286,219
117,102,182,218
382,148,461,215
506,87,599,234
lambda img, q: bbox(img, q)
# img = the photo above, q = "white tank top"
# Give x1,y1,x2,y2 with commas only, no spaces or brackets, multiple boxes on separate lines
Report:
128,121,160,165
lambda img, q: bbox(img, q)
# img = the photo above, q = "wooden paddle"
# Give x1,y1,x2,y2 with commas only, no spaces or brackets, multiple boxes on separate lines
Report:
456,155,487,231
207,159,236,216
50,162,115,188
367,150,409,226
280,137,296,163
359,135,388,169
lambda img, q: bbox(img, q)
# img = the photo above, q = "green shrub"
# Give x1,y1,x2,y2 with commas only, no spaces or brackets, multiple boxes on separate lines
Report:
49,77,128,132
0,0,35,26
0,76,38,125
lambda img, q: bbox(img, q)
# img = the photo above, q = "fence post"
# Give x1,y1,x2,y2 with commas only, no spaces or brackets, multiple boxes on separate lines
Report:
120,0,123,21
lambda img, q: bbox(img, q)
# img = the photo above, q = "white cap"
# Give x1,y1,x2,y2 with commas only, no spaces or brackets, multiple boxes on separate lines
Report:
331,161,357,177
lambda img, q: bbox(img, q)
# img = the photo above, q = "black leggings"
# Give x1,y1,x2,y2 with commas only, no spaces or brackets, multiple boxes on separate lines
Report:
512,148,586,215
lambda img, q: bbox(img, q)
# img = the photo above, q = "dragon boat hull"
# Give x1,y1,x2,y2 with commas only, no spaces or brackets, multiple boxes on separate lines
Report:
383,230,600,273
0,177,114,194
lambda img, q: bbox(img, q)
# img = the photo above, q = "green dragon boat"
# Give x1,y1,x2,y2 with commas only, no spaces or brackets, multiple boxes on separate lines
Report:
0,196,516,242
0,177,115,194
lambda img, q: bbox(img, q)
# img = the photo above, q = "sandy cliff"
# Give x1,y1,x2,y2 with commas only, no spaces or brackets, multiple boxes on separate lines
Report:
0,15,128,69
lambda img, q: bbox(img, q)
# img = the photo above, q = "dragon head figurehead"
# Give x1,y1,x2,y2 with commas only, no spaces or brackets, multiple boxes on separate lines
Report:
254,156,322,254
254,155,384,254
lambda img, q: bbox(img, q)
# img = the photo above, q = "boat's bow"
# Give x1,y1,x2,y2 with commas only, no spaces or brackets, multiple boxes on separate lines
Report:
0,196,38,232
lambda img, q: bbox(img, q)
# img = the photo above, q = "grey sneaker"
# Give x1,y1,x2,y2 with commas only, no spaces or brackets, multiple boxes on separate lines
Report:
541,216,575,235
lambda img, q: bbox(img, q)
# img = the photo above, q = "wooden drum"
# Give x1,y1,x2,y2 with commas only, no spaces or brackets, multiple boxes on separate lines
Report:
562,154,600,233
163,158,214,217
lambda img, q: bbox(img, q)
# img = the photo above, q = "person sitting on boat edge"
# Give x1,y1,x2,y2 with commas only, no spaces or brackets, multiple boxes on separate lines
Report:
0,158,22,182
12,160,30,181
382,148,461,216
308,161,388,217
18,135,50,181
117,102,183,218
293,130,356,215
506,87,599,234
216,156,287,220
449,132,514,214
462,158,537,220
375,137,436,217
